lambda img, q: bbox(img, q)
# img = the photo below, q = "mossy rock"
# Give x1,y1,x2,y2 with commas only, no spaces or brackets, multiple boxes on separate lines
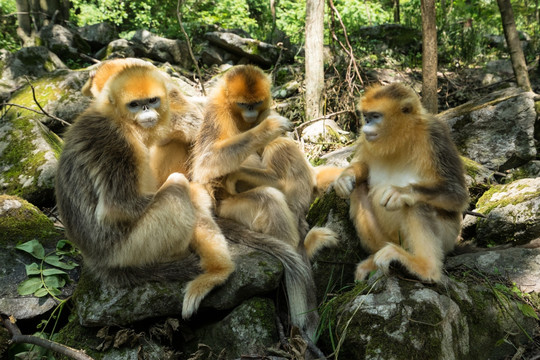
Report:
474,178,540,246
318,274,538,359
0,195,61,243
188,297,278,358
307,190,369,301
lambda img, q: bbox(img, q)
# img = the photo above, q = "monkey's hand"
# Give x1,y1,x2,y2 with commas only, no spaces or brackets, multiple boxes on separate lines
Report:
333,171,356,198
260,110,293,134
380,185,416,211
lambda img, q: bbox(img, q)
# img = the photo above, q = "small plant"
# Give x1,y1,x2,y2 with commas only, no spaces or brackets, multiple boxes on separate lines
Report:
16,239,78,297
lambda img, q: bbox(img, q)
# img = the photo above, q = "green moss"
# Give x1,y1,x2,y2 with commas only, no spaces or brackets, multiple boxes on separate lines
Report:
307,190,350,228
0,195,61,244
476,182,539,214
0,76,64,206
461,156,483,179
55,319,103,360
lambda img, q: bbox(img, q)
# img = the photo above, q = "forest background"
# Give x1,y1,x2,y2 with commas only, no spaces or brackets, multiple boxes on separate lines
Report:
1,0,538,102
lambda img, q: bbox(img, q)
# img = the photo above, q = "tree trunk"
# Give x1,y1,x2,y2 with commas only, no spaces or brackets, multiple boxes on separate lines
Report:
15,0,69,45
305,0,325,121
496,0,532,91
15,0,32,37
421,0,438,114
393,0,400,23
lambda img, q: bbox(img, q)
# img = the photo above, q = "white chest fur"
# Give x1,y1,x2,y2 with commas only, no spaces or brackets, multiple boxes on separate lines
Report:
368,162,421,188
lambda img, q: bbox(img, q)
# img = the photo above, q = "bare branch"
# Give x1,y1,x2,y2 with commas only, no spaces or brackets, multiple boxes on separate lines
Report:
2,315,94,360
176,0,206,96
23,76,70,126
327,0,363,88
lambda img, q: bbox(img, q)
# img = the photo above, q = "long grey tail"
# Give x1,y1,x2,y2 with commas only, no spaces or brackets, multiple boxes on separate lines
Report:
217,218,319,339
91,253,202,287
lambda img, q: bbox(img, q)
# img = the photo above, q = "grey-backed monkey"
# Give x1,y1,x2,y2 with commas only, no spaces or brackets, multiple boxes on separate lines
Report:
57,64,234,319
333,83,469,282
82,58,204,186
190,64,339,337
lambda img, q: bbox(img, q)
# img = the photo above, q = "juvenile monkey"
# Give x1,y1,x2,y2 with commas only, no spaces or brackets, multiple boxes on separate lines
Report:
333,83,468,282
56,64,234,319
82,58,204,186
190,64,338,336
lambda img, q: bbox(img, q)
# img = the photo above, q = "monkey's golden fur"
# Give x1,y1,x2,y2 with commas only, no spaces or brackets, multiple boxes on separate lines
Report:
333,83,468,283
190,64,339,337
57,64,234,319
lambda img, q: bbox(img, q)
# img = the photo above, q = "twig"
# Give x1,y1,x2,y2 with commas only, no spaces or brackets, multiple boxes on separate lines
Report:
2,315,94,360
464,210,487,218
326,0,363,88
23,76,71,126
299,328,327,359
176,0,206,96
295,110,352,131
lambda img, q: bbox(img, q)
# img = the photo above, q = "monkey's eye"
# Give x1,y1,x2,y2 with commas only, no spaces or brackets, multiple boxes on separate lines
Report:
127,101,139,109
363,112,383,124
149,97,159,104
237,101,263,111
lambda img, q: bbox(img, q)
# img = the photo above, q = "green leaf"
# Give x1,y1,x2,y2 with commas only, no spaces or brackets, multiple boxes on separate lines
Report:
17,277,43,296
517,303,539,320
15,240,45,260
25,263,41,276
43,255,76,270
33,288,49,297
44,275,65,289
42,268,67,276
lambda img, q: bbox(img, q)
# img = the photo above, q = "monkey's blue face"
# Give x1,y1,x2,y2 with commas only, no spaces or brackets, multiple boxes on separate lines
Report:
237,101,264,123
362,111,383,142
126,97,162,128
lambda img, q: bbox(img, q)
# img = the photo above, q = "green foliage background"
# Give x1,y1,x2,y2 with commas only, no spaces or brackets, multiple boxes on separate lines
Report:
1,0,538,67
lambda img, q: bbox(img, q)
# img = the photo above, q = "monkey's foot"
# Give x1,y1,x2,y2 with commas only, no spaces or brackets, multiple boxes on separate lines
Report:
304,227,339,259
354,256,376,281
181,256,235,319
373,243,441,282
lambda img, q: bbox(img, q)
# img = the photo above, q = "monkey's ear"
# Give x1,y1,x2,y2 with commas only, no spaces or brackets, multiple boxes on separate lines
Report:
401,101,413,114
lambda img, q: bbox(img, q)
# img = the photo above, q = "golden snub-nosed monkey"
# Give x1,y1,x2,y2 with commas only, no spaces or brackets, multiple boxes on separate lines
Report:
333,82,468,283
57,64,234,319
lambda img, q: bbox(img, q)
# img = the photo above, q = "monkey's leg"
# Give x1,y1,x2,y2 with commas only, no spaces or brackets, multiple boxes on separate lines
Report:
218,186,300,248
372,207,445,282
350,183,388,253
182,216,235,319
111,173,197,267
182,183,235,319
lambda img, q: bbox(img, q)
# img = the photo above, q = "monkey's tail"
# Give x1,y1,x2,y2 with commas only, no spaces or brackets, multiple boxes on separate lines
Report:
217,218,319,340
90,253,202,287
304,226,339,259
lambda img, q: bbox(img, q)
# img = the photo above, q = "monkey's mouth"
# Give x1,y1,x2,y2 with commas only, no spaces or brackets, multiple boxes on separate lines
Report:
363,131,379,142
138,119,158,129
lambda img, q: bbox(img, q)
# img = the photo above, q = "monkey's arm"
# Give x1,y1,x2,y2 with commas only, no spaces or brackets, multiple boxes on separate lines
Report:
192,113,291,183
381,121,468,213
224,166,280,194
333,161,368,198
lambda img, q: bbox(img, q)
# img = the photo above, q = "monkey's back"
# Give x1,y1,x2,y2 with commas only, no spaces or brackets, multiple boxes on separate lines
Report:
56,108,150,266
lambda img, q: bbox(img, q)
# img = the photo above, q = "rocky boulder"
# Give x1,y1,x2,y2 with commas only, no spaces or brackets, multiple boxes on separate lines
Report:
438,88,538,171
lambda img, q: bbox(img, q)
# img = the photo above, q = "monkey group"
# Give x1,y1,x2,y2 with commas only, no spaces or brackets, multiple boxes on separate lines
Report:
56,59,467,341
